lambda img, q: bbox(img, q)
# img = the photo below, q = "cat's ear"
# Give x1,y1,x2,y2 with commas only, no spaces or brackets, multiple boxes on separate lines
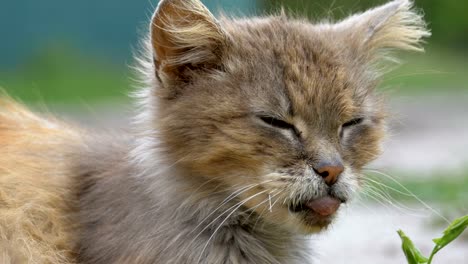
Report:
336,0,430,60
150,0,226,84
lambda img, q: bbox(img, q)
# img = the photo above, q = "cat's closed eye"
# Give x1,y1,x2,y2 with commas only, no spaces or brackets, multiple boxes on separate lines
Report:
342,118,364,129
340,117,365,140
259,116,301,137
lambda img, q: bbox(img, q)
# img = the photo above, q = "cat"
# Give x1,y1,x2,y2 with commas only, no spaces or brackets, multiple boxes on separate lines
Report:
0,0,429,263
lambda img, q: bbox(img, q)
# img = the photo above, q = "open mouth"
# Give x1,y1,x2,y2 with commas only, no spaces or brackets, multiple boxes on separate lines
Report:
288,196,343,227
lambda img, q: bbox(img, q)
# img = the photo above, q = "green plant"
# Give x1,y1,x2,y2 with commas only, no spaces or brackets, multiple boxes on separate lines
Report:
398,215,468,264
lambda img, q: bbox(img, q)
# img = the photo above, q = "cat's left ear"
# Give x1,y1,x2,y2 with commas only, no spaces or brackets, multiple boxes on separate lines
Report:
335,0,430,60
150,0,227,89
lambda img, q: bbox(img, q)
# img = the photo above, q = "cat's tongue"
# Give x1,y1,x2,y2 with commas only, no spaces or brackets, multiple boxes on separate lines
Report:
305,196,341,216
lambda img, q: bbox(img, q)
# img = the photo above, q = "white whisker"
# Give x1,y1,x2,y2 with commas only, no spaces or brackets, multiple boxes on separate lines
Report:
365,169,450,224
196,190,269,264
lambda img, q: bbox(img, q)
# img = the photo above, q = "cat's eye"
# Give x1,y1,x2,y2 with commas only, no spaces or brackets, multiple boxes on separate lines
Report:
259,116,301,137
341,118,364,129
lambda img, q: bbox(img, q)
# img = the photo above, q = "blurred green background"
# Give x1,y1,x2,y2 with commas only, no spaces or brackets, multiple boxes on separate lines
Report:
1,1,467,262
0,0,261,103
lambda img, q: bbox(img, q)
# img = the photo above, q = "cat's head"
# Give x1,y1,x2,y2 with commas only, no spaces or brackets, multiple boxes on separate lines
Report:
143,0,428,233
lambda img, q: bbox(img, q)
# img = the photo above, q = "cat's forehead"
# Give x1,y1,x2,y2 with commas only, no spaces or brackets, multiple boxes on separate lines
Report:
223,17,364,121
224,17,330,60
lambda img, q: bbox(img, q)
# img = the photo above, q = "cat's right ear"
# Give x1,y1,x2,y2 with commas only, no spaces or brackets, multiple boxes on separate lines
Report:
150,0,226,90
335,0,429,62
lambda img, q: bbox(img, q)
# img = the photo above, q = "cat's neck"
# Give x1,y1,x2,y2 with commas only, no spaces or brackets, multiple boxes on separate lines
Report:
130,149,313,263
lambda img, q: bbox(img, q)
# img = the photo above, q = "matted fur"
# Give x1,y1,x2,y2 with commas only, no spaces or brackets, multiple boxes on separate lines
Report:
0,0,429,263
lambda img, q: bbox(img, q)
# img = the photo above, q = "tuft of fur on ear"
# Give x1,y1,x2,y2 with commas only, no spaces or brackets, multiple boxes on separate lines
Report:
150,0,226,82
336,0,430,59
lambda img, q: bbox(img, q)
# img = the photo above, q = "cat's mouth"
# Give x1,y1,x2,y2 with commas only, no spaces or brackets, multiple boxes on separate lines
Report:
288,196,343,228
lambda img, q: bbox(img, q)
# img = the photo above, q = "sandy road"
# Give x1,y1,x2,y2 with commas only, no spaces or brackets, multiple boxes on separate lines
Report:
373,94,468,174
314,204,468,264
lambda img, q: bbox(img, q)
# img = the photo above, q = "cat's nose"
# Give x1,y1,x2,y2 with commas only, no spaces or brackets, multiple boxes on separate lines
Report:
313,163,344,186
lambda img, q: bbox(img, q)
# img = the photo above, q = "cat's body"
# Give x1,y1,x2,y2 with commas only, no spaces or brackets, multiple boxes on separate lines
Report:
0,0,428,263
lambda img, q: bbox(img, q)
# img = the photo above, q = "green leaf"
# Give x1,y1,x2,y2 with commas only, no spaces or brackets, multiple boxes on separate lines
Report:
432,215,468,250
398,230,429,264
427,215,468,264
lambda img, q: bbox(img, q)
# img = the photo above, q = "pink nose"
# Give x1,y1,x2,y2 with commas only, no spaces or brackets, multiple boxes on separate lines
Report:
314,164,344,186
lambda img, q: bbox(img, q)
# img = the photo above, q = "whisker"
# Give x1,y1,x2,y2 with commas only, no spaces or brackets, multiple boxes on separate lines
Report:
268,193,273,212
252,191,286,232
361,178,429,214
364,169,450,224
189,179,276,241
196,190,269,264
383,69,454,82
362,184,427,218
360,188,395,212
243,190,283,226
362,177,414,197
188,182,266,237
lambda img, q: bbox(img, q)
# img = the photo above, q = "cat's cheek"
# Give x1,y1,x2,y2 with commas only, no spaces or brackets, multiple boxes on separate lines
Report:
342,125,385,169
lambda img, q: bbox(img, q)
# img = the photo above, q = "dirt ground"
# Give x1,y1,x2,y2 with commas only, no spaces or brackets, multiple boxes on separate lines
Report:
373,94,468,174
314,204,468,263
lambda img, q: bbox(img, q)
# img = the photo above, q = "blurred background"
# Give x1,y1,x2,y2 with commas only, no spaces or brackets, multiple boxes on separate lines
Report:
1,0,467,263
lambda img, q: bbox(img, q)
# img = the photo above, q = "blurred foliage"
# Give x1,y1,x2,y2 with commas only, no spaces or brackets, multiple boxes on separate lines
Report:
2,1,467,104
264,0,468,51
364,170,468,209
381,46,468,94
0,45,130,104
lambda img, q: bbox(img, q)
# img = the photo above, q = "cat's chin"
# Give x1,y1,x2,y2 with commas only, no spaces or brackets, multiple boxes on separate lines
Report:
299,211,337,232
287,210,337,234
270,208,336,235
282,196,343,234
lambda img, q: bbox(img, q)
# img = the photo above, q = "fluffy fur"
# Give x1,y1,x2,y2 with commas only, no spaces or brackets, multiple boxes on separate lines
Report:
0,0,429,263
0,97,80,263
